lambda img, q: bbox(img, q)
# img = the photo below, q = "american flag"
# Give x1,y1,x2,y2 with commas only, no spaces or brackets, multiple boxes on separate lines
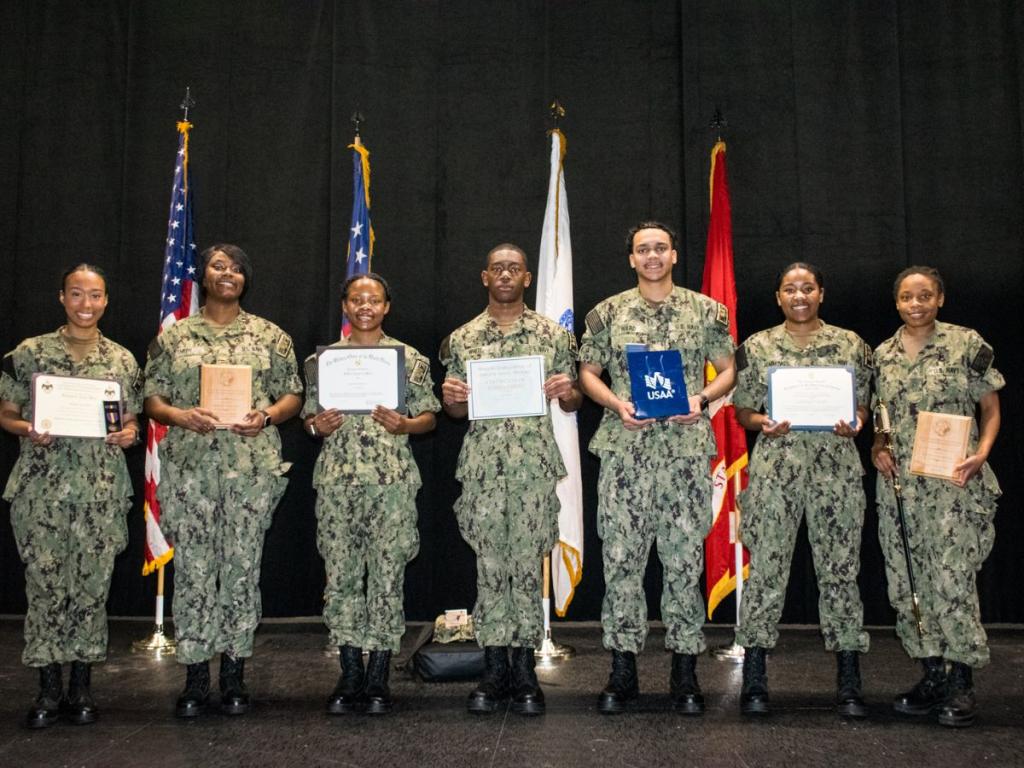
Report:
141,119,199,575
341,139,373,337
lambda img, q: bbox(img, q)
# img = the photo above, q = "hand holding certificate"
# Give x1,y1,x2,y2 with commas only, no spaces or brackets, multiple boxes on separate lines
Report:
31,374,123,438
466,355,547,421
767,366,856,431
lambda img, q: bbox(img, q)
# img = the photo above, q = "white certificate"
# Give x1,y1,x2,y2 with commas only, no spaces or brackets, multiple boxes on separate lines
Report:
467,355,547,421
317,345,406,414
767,366,856,431
31,374,122,438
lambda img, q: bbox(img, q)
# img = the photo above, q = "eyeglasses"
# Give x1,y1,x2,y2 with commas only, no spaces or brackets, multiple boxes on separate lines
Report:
488,263,524,276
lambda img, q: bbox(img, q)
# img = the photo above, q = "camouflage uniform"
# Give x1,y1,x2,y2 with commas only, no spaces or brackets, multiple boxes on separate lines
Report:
143,311,302,665
1,331,140,667
733,323,872,653
874,321,1003,668
302,335,439,653
579,287,734,654
440,309,576,648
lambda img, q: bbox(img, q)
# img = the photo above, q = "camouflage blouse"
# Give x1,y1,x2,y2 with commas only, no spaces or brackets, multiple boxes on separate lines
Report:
1,330,141,502
143,311,302,476
440,308,577,485
579,286,734,459
302,334,440,487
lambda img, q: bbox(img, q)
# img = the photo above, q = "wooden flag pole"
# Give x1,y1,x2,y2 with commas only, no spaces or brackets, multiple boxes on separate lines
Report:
536,553,575,667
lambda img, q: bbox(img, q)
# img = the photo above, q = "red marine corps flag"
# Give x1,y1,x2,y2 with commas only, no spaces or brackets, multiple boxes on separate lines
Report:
701,139,750,620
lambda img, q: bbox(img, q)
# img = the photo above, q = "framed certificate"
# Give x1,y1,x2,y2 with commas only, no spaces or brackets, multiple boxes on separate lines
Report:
31,374,123,438
909,411,972,481
200,364,253,427
767,366,857,431
467,355,547,421
317,345,406,414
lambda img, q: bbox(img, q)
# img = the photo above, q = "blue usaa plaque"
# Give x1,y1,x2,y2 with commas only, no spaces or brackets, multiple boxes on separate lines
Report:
627,348,689,419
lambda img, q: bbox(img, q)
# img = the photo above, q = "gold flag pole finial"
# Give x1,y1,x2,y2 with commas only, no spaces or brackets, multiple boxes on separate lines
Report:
549,99,565,128
351,110,365,146
710,108,727,142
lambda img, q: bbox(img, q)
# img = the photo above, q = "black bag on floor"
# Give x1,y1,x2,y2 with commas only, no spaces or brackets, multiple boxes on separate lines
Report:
412,641,485,682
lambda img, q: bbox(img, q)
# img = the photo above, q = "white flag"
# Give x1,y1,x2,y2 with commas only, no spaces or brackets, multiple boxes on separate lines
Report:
535,129,583,615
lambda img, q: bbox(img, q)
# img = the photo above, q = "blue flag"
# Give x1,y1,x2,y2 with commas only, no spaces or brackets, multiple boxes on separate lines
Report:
342,140,373,336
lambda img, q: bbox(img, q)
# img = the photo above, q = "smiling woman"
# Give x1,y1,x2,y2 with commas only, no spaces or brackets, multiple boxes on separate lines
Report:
0,263,141,729
142,244,303,719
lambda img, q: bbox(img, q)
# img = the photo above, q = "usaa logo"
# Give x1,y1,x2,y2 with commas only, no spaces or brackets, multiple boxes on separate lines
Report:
644,371,675,400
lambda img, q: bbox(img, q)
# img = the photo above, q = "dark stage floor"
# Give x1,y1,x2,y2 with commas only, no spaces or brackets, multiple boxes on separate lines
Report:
0,619,1021,767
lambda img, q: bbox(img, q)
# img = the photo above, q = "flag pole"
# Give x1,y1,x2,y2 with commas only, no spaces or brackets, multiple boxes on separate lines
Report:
535,100,576,668
133,87,197,657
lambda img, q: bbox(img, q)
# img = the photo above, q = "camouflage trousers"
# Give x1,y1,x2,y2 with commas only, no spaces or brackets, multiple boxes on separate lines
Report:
315,483,420,653
10,498,129,667
597,451,713,655
454,479,559,648
736,470,869,652
160,468,286,665
878,477,995,668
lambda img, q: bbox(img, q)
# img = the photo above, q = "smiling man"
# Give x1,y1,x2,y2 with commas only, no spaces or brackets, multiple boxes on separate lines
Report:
579,221,735,715
440,243,581,717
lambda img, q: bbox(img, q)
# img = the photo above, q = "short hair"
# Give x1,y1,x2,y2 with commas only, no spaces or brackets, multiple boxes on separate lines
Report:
61,263,108,293
199,244,253,302
342,272,392,303
776,262,825,291
485,243,529,270
626,221,677,254
893,265,944,299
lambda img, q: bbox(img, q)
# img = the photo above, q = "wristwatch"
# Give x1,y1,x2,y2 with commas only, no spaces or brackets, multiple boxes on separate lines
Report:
699,394,710,412
260,410,272,429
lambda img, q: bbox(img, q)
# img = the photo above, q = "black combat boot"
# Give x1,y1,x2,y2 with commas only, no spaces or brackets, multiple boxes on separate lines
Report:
597,650,639,714
219,653,250,715
175,661,210,718
26,663,62,729
510,647,545,716
63,661,98,725
327,645,365,715
362,650,393,715
893,657,946,716
937,661,976,728
836,650,868,718
740,647,770,715
669,653,705,715
467,646,510,714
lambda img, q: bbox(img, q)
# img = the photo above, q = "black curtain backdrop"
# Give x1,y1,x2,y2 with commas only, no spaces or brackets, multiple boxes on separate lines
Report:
1,1,1022,628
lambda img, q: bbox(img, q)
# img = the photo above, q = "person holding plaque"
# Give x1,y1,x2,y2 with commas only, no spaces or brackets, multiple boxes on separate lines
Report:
302,273,439,715
143,244,302,718
731,262,872,718
440,243,581,716
578,221,735,715
871,266,1003,728
0,264,141,728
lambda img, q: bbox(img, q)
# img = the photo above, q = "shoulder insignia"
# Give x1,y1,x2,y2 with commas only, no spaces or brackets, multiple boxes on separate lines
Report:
715,303,730,327
303,355,318,387
563,327,579,356
862,342,874,370
969,344,994,375
146,336,164,362
585,308,605,336
734,344,748,373
410,358,429,386
274,333,293,358
439,335,451,362
2,352,16,379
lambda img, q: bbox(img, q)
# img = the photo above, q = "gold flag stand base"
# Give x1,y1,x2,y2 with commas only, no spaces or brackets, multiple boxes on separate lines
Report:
535,630,575,669
709,642,744,663
131,624,177,656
